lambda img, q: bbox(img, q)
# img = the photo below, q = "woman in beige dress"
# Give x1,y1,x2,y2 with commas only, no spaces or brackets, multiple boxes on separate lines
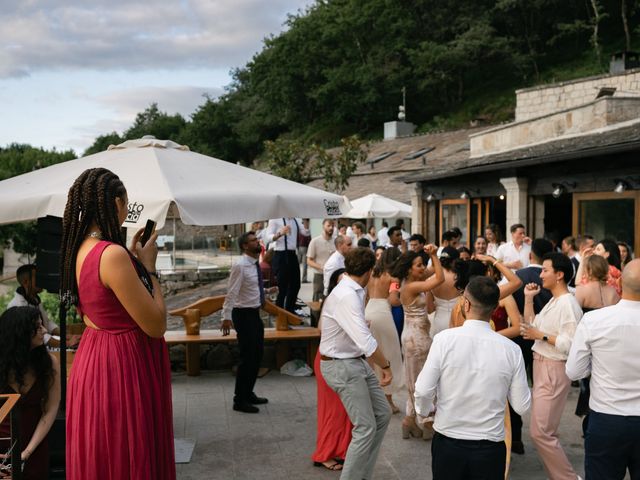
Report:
365,248,404,413
393,246,444,440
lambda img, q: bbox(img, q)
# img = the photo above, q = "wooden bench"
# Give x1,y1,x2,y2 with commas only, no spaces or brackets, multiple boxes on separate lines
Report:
167,296,319,376
164,327,320,376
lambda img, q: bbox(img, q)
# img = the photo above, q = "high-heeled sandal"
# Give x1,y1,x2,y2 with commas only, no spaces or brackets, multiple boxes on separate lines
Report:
401,418,422,439
422,421,434,441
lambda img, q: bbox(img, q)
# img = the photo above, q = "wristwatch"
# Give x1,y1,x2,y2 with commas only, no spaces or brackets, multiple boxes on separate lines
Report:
542,335,548,342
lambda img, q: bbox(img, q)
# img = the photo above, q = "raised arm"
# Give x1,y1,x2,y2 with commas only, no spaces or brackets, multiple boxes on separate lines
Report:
101,231,167,338
497,294,522,339
476,254,522,299
405,245,445,297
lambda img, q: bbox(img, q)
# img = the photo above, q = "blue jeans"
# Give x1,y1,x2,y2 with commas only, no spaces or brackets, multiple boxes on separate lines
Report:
585,409,640,479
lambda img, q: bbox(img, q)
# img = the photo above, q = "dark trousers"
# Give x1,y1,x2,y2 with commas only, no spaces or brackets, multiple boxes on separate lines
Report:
232,307,264,404
585,410,640,480
432,432,506,480
509,335,534,443
272,250,300,312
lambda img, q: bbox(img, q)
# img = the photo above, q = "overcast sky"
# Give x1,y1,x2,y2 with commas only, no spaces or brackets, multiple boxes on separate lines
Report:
0,0,313,154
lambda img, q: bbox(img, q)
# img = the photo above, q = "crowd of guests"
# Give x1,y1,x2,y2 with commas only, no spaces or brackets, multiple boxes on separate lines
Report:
1,175,638,480
312,219,638,480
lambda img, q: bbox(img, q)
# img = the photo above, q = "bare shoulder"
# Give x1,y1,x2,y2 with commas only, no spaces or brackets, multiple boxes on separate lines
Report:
48,352,61,370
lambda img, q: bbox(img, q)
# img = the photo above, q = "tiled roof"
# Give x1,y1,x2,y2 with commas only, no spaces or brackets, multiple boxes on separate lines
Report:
307,126,485,202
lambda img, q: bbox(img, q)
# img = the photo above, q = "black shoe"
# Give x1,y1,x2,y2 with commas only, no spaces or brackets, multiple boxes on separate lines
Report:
233,402,259,413
249,394,268,405
511,440,525,455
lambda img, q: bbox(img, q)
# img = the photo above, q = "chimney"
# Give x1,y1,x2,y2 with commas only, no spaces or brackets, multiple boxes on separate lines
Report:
384,121,416,140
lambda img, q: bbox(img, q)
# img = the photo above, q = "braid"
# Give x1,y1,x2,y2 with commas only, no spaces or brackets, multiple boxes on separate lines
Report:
60,168,129,307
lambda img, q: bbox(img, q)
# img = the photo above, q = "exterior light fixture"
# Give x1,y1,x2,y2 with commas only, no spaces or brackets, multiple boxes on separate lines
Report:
551,181,577,198
426,193,435,202
551,183,564,199
460,191,470,200
614,179,628,194
499,194,505,200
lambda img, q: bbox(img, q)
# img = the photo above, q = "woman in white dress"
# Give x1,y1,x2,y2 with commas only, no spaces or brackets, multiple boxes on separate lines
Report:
365,248,404,413
427,246,460,337
485,223,505,257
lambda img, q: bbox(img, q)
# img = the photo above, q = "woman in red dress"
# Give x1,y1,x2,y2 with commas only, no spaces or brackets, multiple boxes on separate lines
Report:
312,268,352,471
61,168,175,480
0,306,61,479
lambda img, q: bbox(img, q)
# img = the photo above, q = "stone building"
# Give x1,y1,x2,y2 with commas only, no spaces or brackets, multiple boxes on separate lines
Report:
399,67,640,254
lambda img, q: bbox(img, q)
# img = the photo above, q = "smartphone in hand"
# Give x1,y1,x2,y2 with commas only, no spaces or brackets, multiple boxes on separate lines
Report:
140,219,157,247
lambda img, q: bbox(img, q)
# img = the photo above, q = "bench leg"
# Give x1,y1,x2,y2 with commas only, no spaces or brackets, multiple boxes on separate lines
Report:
275,342,290,369
307,339,319,375
186,344,201,376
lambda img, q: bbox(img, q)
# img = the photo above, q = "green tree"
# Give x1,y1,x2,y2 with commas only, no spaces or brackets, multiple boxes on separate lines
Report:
123,103,187,141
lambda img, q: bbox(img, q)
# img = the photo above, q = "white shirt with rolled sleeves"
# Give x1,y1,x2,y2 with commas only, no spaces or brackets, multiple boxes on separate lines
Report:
414,320,531,442
496,241,531,269
566,299,640,416
265,218,309,251
319,275,378,359
221,254,262,320
531,293,582,361
8,292,58,345
323,251,345,295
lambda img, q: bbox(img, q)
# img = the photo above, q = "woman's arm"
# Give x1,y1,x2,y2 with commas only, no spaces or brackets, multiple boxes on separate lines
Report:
426,291,435,314
101,231,167,338
405,246,445,297
575,285,587,308
387,278,402,307
476,254,523,299
22,354,61,461
497,295,522,339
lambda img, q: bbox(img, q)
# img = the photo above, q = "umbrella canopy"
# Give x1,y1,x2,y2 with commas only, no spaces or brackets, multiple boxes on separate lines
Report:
0,137,350,228
343,193,412,219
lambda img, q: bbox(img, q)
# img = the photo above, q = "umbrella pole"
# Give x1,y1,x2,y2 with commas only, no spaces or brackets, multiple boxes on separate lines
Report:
172,218,176,270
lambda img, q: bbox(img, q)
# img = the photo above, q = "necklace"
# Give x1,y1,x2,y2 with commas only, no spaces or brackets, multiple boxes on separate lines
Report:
87,231,102,239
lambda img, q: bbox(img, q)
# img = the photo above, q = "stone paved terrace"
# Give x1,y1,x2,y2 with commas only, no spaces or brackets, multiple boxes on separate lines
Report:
171,370,587,480
170,284,589,480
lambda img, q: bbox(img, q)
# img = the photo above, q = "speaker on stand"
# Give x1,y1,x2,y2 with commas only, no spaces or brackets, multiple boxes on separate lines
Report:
35,216,66,478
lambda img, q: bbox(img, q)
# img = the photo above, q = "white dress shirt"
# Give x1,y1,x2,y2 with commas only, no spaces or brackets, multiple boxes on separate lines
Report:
319,275,378,358
265,218,309,251
8,292,58,345
496,241,531,269
566,299,640,416
377,227,389,247
531,293,582,360
323,251,345,295
222,254,262,320
414,320,531,442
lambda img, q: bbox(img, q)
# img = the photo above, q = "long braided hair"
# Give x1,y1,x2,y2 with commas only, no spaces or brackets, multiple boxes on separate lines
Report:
60,168,151,307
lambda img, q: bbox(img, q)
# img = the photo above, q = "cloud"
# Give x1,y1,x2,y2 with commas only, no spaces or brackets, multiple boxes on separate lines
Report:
96,85,224,120
0,0,312,78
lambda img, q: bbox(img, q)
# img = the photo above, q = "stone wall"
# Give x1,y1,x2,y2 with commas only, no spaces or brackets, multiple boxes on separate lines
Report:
470,96,640,158
515,68,640,121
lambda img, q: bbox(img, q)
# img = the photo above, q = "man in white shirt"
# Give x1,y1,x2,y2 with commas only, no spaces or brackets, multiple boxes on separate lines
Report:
496,223,531,270
377,221,389,246
323,235,352,295
415,276,531,479
566,259,640,479
306,219,335,301
221,231,270,413
8,264,60,347
385,226,405,252
319,248,392,480
265,217,309,313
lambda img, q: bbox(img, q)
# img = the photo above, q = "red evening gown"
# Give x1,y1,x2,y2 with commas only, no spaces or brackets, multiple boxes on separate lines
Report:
66,241,175,479
311,351,353,463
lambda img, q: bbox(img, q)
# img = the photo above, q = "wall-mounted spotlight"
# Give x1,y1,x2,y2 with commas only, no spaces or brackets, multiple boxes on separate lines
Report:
460,191,470,200
460,189,479,200
614,179,629,194
426,193,436,202
551,182,577,199
499,194,505,200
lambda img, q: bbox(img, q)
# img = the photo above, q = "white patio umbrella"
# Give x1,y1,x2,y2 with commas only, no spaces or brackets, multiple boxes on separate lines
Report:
343,193,412,218
0,137,350,228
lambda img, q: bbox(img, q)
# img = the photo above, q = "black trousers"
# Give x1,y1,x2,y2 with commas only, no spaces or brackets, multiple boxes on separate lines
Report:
585,410,640,480
432,432,506,480
509,335,534,443
272,250,300,312
232,307,264,403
